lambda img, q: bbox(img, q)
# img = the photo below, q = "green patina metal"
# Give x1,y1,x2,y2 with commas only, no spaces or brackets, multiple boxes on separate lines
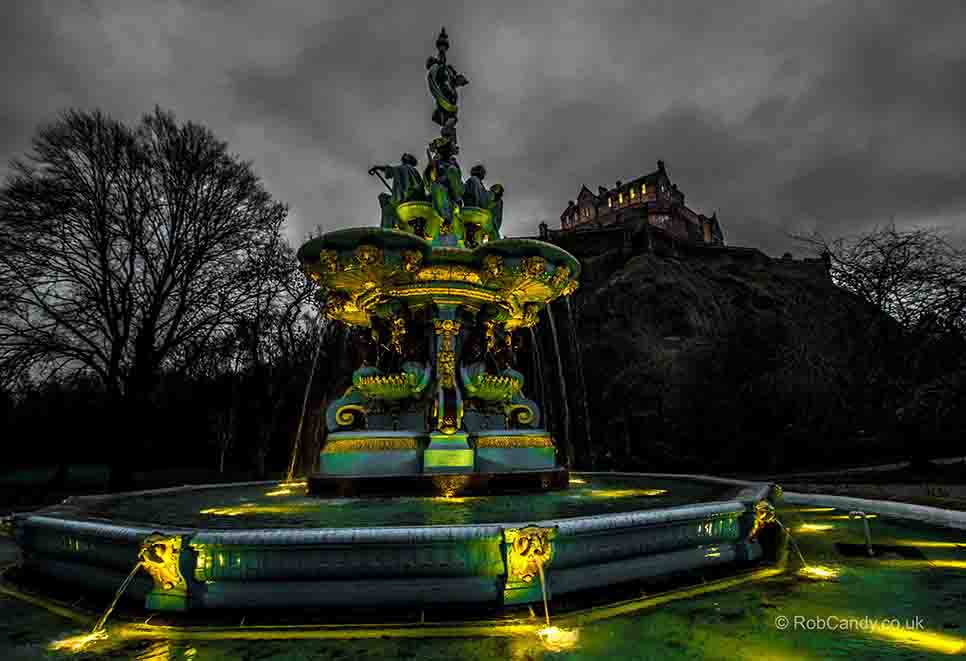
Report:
352,362,431,401
461,364,523,402
298,29,580,484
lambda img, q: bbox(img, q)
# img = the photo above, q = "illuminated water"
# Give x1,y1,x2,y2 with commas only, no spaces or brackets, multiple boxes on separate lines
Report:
4,505,965,659
42,474,725,529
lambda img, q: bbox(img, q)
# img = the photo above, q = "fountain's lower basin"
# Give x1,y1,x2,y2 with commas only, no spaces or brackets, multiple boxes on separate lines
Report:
9,473,783,612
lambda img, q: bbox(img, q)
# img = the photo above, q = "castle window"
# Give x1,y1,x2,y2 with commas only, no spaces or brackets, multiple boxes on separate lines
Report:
629,187,636,200
608,197,614,208
641,183,647,197
618,192,624,205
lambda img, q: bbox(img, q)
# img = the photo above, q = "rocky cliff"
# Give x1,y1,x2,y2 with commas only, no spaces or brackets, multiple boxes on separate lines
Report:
535,246,915,473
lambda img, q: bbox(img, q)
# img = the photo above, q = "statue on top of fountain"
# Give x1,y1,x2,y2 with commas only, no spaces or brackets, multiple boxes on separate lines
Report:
424,135,464,242
463,164,503,243
368,153,425,230
365,28,503,248
426,27,468,138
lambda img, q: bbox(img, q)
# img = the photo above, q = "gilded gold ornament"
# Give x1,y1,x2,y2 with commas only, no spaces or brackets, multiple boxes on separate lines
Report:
521,303,541,327
354,244,383,267
475,435,553,448
485,320,498,353
389,316,407,354
482,254,504,278
521,255,547,277
401,249,423,273
504,526,556,584
139,534,187,593
322,437,420,453
748,500,777,539
550,265,571,288
319,249,339,273
335,403,367,427
416,265,482,284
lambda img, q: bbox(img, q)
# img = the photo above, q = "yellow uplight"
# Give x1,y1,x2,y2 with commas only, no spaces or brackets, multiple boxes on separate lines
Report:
265,489,292,497
797,565,839,581
929,560,966,570
796,507,836,513
796,524,834,533
825,514,878,520
49,630,109,653
568,478,587,485
892,540,966,549
200,503,311,516
537,626,579,652
588,488,668,498
867,622,965,655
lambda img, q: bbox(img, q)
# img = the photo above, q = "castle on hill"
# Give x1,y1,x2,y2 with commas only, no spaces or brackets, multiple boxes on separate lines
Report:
538,159,829,279
556,160,723,246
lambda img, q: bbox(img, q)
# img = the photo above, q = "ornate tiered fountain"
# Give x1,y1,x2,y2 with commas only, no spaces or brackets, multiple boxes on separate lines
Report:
298,28,579,497
4,32,786,642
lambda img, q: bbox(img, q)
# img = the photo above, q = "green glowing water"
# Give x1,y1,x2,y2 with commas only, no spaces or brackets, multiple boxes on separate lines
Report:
45,475,731,528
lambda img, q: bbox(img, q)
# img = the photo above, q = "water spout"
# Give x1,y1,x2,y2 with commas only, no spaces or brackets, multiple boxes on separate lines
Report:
528,328,549,430
536,561,550,628
534,561,579,651
287,312,326,481
565,298,593,464
92,560,143,633
545,303,573,466
776,519,808,568
777,519,840,581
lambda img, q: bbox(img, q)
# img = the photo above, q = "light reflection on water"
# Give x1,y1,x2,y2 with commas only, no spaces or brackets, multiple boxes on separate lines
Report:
83,475,717,529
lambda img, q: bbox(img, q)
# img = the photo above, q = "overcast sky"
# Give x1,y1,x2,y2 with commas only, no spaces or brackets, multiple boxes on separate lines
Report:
2,1,964,255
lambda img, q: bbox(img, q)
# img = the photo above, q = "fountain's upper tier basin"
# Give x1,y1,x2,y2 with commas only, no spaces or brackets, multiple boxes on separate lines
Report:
297,228,581,329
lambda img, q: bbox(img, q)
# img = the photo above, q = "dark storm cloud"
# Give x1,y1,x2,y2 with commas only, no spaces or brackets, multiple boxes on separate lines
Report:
1,1,964,255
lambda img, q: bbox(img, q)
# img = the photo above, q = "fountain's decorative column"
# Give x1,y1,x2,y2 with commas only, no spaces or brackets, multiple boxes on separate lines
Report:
425,307,473,472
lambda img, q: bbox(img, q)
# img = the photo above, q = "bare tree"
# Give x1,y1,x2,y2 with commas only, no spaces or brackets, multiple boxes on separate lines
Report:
796,224,966,465
0,108,289,483
0,108,288,396
795,224,966,334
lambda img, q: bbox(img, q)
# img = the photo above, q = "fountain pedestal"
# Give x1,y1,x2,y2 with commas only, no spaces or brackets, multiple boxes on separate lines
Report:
423,432,474,473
